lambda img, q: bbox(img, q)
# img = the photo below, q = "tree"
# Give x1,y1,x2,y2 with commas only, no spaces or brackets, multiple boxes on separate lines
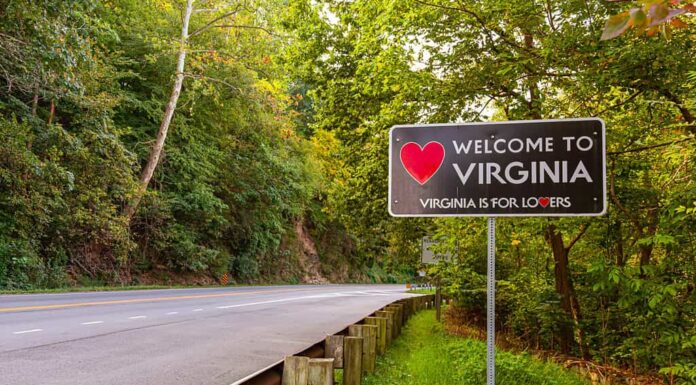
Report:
284,0,695,379
124,0,193,222
601,0,695,40
124,0,278,221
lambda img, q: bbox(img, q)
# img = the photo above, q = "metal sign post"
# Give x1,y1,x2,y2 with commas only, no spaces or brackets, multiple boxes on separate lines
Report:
486,217,495,385
387,118,607,385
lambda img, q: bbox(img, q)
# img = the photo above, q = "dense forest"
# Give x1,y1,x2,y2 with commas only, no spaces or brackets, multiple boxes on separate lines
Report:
0,0,378,287
285,1,695,382
0,0,694,383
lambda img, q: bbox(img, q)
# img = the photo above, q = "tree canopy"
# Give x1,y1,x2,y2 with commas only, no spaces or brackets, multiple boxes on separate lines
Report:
0,0,694,382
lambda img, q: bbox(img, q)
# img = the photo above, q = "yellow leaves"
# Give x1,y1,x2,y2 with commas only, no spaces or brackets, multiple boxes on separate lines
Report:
195,50,236,66
601,0,694,40
280,127,295,140
152,0,174,12
630,8,647,28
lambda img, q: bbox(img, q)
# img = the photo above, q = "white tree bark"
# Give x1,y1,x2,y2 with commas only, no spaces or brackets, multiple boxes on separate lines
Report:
125,0,194,222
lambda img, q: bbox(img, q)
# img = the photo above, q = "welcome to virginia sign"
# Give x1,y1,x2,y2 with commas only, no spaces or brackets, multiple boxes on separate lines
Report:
388,119,606,217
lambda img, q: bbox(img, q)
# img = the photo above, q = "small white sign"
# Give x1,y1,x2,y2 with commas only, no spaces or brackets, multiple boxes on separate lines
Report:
421,237,454,264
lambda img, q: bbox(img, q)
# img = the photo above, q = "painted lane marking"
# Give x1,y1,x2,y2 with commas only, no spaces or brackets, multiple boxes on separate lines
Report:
215,292,355,309
166,311,179,315
0,287,316,313
193,308,203,312
81,321,104,325
13,329,43,335
216,298,298,309
128,316,146,320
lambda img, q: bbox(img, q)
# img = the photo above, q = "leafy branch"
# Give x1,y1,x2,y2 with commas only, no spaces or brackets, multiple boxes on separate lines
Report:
601,0,695,40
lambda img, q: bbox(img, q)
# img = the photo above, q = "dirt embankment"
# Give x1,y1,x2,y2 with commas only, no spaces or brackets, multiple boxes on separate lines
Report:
294,220,329,284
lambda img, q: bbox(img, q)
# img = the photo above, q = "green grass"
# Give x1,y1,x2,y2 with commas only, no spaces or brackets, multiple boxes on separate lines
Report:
407,288,436,294
0,284,206,295
0,282,295,295
363,310,590,385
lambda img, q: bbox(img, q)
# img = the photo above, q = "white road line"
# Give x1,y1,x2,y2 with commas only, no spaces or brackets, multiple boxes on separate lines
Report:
13,329,43,335
81,321,104,325
214,290,401,312
128,316,146,319
193,308,203,312
216,293,345,309
166,311,179,315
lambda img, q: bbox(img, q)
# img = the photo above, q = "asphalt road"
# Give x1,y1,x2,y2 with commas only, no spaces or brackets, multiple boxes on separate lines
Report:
0,284,415,385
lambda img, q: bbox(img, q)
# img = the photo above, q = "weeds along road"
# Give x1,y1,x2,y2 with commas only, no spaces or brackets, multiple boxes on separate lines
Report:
0,284,415,385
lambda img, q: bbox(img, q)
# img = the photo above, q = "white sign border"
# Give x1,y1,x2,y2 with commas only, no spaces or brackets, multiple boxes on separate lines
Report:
387,118,607,218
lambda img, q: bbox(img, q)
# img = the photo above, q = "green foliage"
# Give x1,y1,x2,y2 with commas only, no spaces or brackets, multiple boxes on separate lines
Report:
284,0,695,382
0,1,694,381
363,310,590,385
364,264,411,284
0,0,359,289
601,1,695,40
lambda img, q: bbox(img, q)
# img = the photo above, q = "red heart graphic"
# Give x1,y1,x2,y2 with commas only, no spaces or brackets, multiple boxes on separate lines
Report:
539,197,550,208
400,141,445,185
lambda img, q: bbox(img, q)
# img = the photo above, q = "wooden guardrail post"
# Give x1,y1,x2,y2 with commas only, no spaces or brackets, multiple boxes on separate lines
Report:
308,358,333,385
375,310,395,344
364,316,387,355
349,324,377,374
386,304,404,335
384,306,399,337
324,335,344,368
282,356,309,385
246,297,448,385
363,324,378,372
397,299,410,320
343,336,363,385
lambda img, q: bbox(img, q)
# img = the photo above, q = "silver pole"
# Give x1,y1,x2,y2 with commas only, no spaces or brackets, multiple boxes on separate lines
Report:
487,217,496,385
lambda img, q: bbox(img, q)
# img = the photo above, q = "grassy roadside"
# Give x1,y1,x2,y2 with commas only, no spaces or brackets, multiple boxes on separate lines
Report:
0,282,308,295
0,284,223,295
406,288,435,294
363,310,590,385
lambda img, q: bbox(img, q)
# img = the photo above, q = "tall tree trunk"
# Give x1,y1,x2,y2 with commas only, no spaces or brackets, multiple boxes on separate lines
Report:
31,84,39,116
615,221,625,267
124,0,194,222
545,224,589,358
546,225,574,353
47,99,55,125
639,208,658,270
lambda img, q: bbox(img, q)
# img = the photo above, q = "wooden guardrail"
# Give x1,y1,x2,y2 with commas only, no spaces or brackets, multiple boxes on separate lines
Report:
232,294,438,385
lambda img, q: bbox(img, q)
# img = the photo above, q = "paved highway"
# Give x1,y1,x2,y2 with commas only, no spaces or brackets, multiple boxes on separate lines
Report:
0,284,414,385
